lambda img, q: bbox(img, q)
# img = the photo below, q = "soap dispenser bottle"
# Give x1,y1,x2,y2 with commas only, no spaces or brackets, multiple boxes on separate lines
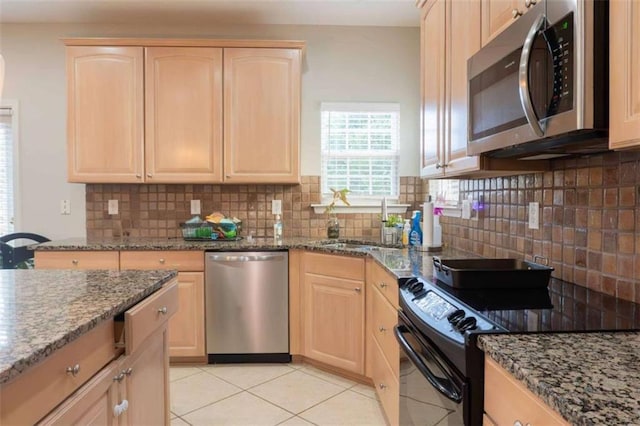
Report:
402,219,411,246
273,214,283,245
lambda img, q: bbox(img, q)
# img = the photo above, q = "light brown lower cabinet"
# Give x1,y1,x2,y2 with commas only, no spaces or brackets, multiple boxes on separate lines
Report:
301,252,366,375
484,356,568,426
36,250,205,361
3,279,177,425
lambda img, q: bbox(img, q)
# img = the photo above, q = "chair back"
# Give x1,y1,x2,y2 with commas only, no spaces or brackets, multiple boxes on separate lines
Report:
0,233,50,269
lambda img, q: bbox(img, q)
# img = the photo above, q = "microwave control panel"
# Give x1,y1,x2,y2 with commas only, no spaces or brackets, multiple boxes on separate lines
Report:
545,12,574,117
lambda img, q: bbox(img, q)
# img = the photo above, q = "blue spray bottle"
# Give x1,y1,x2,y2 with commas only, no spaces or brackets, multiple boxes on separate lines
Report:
409,210,423,246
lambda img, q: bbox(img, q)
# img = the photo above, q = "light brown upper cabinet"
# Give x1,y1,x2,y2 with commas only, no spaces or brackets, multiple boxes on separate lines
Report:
481,0,536,46
145,47,224,183
65,39,304,184
609,1,640,149
67,46,144,183
223,48,301,183
420,0,482,178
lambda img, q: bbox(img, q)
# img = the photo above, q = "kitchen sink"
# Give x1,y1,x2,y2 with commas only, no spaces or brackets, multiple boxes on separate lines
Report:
319,242,400,252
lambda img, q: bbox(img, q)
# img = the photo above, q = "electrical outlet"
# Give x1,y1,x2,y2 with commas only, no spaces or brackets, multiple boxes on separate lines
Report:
461,200,472,219
108,199,119,215
272,199,282,215
528,202,540,229
60,200,71,215
191,199,201,215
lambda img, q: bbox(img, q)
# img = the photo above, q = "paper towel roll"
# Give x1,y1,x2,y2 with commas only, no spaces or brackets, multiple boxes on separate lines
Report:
423,202,434,247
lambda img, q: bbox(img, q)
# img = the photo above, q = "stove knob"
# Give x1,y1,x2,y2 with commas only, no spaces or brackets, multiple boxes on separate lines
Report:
447,309,466,326
456,316,478,332
409,281,424,294
402,277,419,290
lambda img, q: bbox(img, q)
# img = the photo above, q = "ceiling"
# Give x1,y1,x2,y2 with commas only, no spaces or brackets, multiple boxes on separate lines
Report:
0,0,420,27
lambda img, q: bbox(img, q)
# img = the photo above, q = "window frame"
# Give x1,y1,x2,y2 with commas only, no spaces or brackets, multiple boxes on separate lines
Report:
0,100,20,234
320,102,401,205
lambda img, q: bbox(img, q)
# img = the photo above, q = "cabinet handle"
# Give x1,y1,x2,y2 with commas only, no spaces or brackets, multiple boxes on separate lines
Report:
512,8,523,18
71,259,79,265
136,174,141,178
524,0,536,7
435,163,449,169
123,367,133,376
379,282,387,289
354,287,362,293
159,258,166,264
378,383,387,390
158,306,168,315
113,372,125,383
66,364,80,376
379,326,387,332
146,173,152,178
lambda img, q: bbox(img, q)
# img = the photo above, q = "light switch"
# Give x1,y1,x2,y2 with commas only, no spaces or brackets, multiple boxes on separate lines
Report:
108,199,119,215
191,199,201,215
272,199,282,215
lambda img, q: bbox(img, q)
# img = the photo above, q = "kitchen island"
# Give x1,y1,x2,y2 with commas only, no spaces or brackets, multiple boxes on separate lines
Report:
479,332,640,425
0,268,178,424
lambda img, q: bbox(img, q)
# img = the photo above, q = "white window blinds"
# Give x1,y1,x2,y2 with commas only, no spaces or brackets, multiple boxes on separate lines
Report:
0,107,14,235
321,102,400,199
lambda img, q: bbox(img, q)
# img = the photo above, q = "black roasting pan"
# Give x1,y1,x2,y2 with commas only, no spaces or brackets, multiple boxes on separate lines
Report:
432,257,554,289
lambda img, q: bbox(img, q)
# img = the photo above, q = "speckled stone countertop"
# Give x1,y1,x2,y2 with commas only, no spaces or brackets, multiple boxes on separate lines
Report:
0,269,177,385
479,333,640,425
34,237,471,281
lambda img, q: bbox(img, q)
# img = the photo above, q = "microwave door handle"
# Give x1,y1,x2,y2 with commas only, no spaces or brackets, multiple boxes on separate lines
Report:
518,13,547,137
394,325,463,403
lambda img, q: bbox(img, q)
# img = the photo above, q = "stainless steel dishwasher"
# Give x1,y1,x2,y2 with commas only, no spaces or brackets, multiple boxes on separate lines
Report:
205,251,290,363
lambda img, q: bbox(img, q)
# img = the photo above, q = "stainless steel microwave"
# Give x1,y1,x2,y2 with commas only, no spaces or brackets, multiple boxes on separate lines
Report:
467,0,608,159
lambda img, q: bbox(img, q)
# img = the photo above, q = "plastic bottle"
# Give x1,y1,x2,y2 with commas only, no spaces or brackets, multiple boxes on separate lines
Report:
409,210,423,246
273,214,283,245
402,219,411,246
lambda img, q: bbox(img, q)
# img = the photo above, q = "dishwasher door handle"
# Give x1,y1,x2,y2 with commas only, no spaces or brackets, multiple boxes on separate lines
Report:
207,254,285,262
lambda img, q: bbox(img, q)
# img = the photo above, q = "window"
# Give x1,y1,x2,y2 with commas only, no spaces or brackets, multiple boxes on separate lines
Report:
321,102,400,201
0,105,15,235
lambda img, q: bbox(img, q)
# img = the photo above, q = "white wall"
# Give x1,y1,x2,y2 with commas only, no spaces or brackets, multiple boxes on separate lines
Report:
0,23,420,239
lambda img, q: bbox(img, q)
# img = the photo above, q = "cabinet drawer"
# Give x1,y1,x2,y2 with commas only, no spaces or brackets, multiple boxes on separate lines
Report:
123,279,178,354
303,252,364,281
35,251,119,270
0,320,117,425
120,250,203,271
372,336,399,426
371,285,399,377
484,357,568,426
367,259,398,309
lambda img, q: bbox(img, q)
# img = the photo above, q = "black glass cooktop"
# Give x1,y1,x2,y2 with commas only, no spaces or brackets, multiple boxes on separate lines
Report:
432,277,640,333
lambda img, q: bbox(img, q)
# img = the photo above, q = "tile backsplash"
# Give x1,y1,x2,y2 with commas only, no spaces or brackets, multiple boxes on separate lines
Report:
441,150,640,304
86,150,640,303
86,176,424,240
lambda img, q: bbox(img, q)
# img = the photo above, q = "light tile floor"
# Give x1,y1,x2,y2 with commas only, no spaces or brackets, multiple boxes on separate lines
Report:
169,363,387,426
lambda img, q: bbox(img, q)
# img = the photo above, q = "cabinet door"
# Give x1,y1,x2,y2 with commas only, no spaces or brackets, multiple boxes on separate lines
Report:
420,0,447,178
168,272,205,358
444,0,481,177
145,47,224,183
223,48,301,183
66,46,144,183
303,272,365,374
609,1,640,149
122,326,170,426
481,0,523,46
39,361,119,426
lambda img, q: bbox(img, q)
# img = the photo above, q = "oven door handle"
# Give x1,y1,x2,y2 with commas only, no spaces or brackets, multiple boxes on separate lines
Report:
394,325,463,403
518,13,547,137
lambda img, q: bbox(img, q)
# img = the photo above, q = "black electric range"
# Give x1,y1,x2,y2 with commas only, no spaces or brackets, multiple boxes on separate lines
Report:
396,275,640,426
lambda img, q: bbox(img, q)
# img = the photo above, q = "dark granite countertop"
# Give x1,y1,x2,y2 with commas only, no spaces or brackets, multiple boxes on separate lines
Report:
34,237,472,282
0,269,177,385
478,333,640,426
